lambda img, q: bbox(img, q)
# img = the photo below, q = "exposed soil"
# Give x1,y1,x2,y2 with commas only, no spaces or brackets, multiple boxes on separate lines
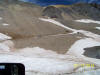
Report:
0,2,100,55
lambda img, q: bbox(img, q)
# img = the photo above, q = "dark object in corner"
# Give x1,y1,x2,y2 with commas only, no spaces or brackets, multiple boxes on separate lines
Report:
84,46,100,59
0,63,25,75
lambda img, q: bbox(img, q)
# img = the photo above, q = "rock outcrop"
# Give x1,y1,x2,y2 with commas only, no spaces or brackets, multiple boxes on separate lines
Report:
42,6,62,18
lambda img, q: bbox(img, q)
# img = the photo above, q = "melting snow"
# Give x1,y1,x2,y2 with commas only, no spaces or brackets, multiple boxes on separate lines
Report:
0,17,2,20
0,43,10,51
39,18,76,32
75,19,100,24
0,40,14,51
0,54,74,74
0,47,84,74
67,38,100,56
0,33,12,41
96,27,100,30
0,33,13,51
2,23,9,26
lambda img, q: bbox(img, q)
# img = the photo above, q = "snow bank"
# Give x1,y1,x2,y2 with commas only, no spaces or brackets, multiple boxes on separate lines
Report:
2,23,9,26
0,41,99,74
0,47,84,74
0,54,75,74
39,18,76,32
0,17,2,20
0,46,98,74
96,27,100,30
0,43,10,51
67,38,100,56
76,30,100,40
0,33,13,51
0,40,14,51
0,33,12,41
75,19,100,24
14,47,59,58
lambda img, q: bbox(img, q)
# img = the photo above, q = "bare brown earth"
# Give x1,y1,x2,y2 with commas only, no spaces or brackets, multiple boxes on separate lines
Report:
0,2,79,54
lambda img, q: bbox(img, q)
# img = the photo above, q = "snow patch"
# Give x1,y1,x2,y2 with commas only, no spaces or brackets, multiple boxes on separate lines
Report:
39,18,100,40
39,18,76,32
0,54,75,74
14,47,59,58
96,27,100,30
0,47,84,74
0,40,14,51
0,33,12,41
2,23,9,26
76,30,100,40
0,17,2,20
67,38,100,56
75,19,100,24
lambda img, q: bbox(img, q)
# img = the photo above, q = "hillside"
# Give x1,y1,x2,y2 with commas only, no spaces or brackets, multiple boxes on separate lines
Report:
0,1,100,75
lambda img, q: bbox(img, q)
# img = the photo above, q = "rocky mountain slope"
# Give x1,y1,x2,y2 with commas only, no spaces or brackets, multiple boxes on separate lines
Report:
0,1,100,75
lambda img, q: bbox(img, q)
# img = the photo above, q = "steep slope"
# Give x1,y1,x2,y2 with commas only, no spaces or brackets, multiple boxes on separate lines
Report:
42,4,100,35
0,1,100,75
0,1,100,55
0,1,75,53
